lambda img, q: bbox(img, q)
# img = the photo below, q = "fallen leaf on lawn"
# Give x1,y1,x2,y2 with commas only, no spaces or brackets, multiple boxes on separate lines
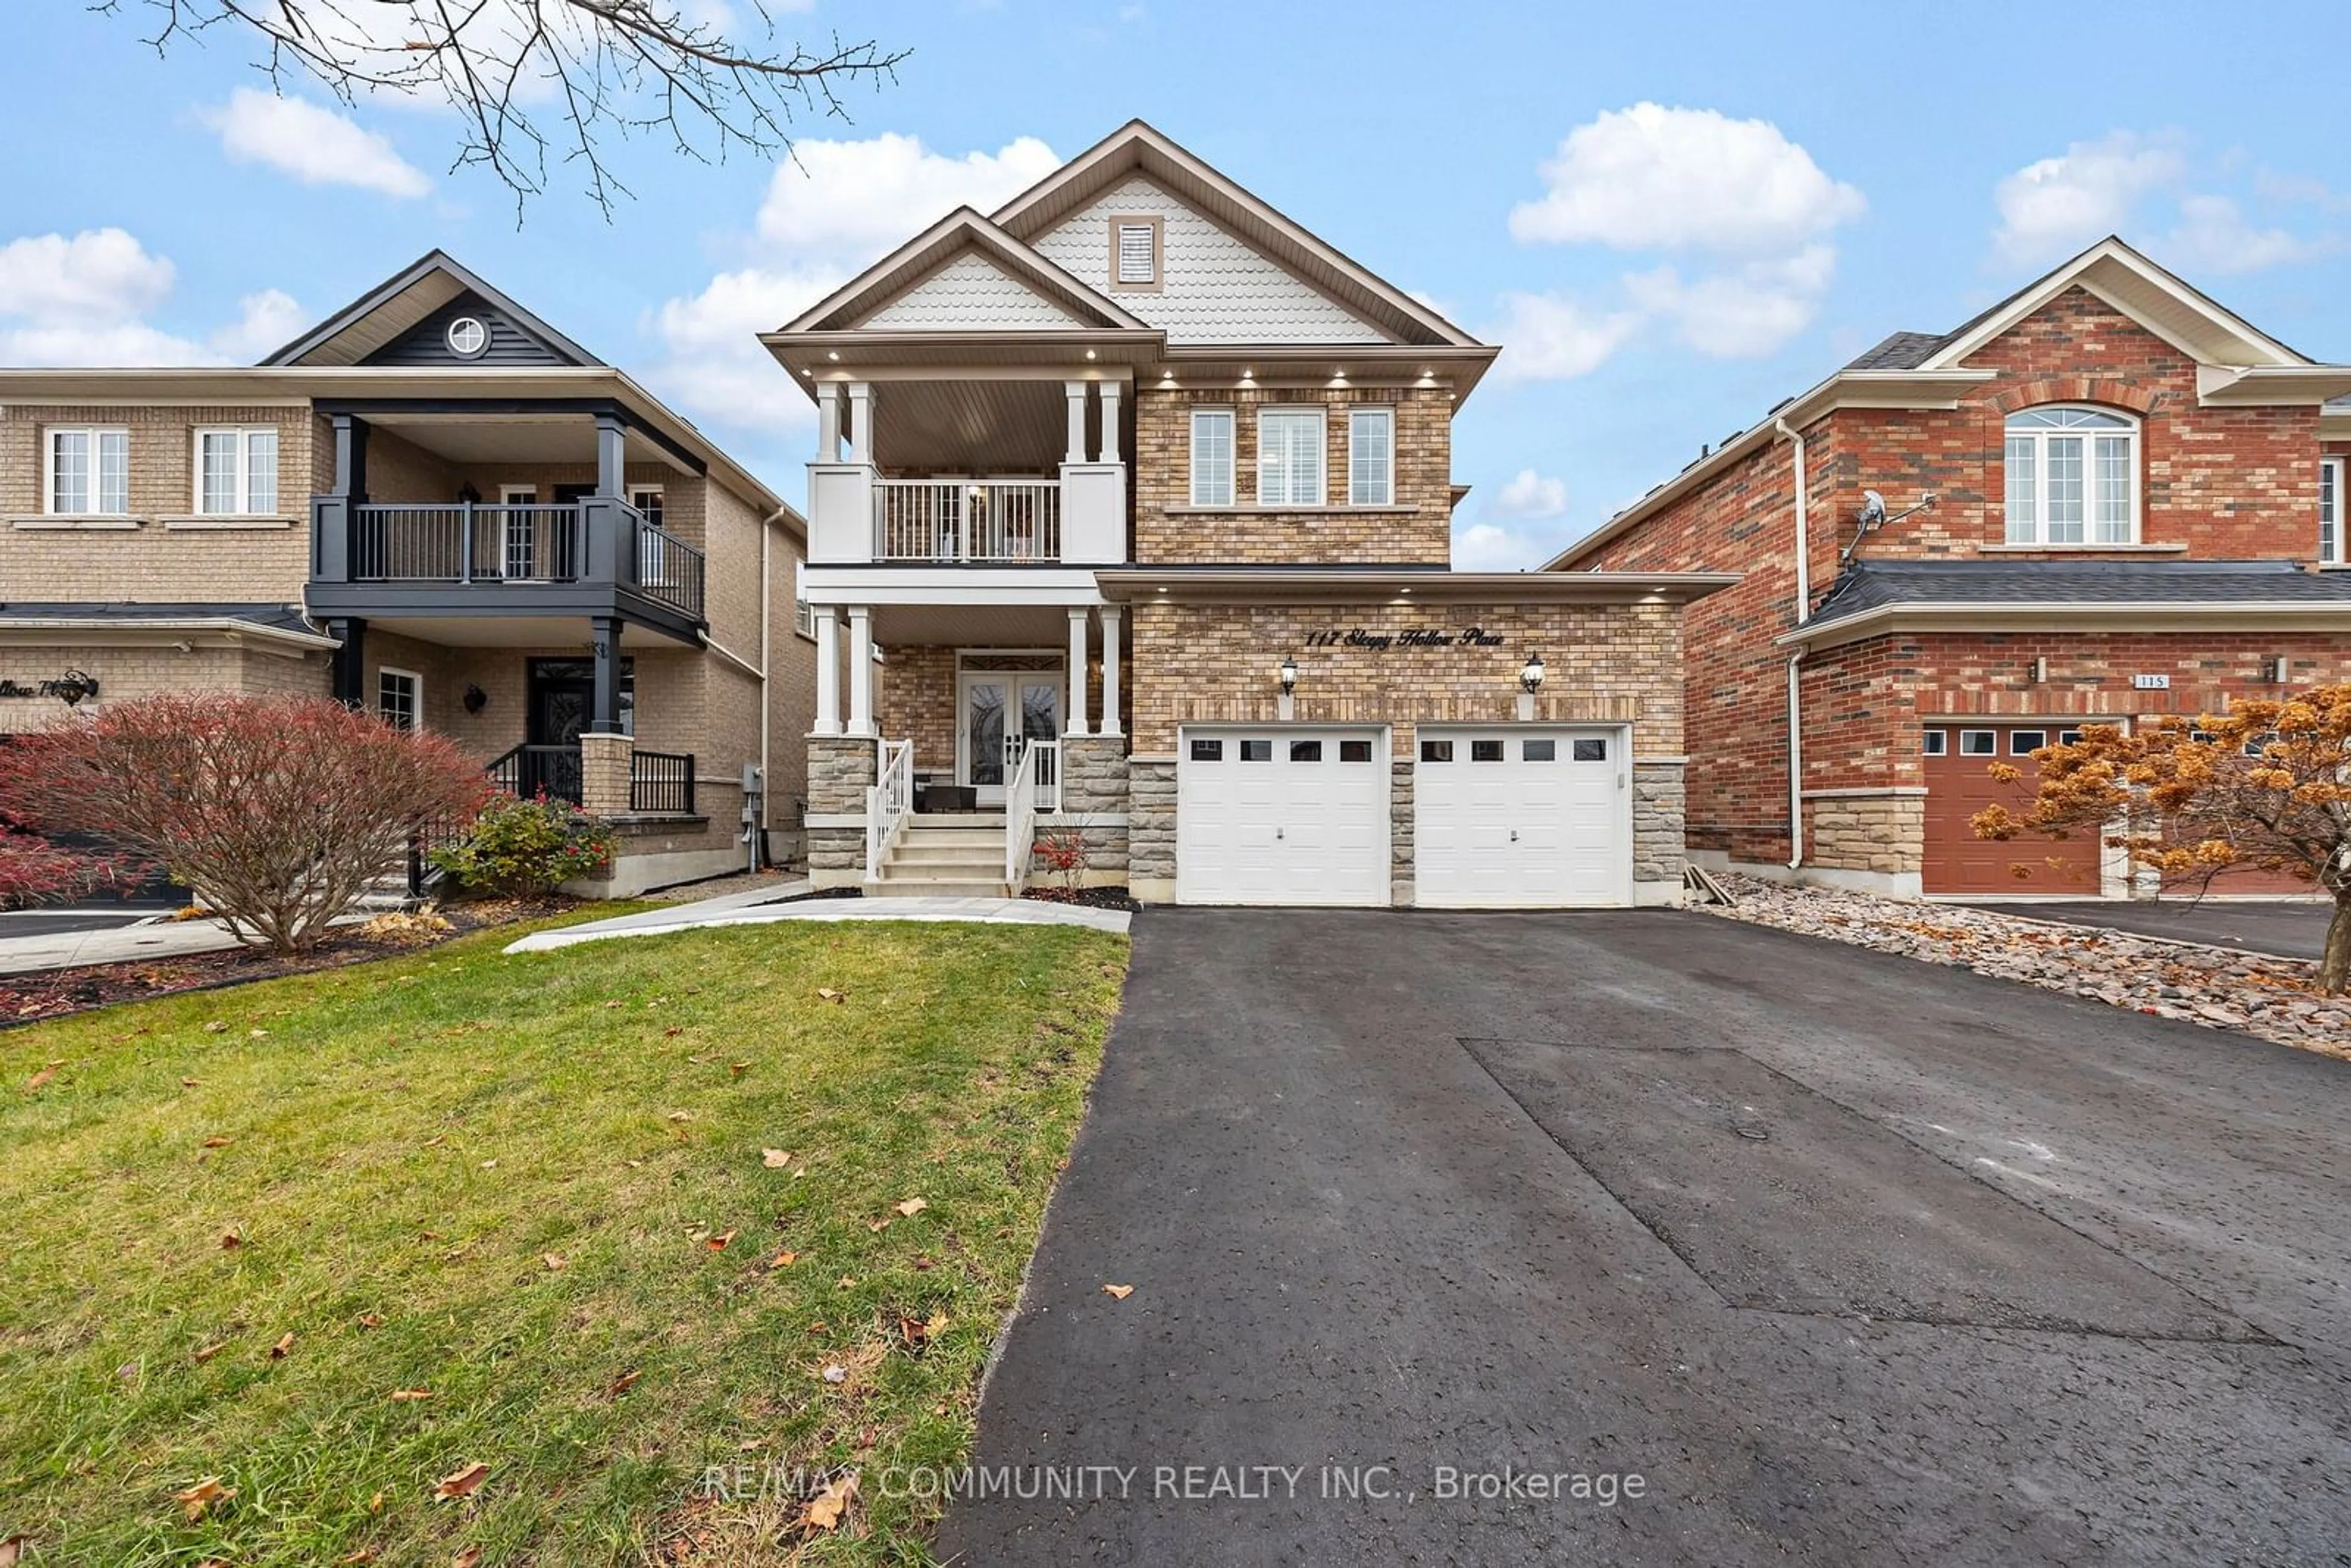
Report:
248,1028,268,1039
814,988,846,1004
390,1389,432,1402
729,1061,750,1075
707,1229,738,1251
602,999,624,1009
358,1313,385,1329
893,1197,928,1217
421,1135,444,1147
807,1320,830,1336
0,1535,26,1567
867,1218,891,1233
768,1250,798,1269
202,1136,233,1149
662,1026,683,1037
899,1310,950,1346
606,1369,641,1397
804,1470,858,1531
433,1461,491,1501
762,1149,793,1168
453,1548,482,1568
269,1332,295,1359
175,1477,235,1520
181,1077,200,1087
218,1230,243,1250
203,1021,227,1033
667,1111,692,1122
856,1425,877,1450
479,1159,497,1170
837,1276,855,1289
193,1340,229,1363
23,1068,54,1093
337,1549,377,1564
368,1490,385,1515
820,1364,847,1384
1103,1284,1134,1300
738,1438,767,1452
543,1253,568,1271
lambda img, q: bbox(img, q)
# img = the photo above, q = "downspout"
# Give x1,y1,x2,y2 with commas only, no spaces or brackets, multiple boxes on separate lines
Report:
755,505,789,872
1774,416,1810,871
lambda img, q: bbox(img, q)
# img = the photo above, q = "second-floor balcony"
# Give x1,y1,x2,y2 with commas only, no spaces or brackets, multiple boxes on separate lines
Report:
874,479,1061,561
347,500,704,619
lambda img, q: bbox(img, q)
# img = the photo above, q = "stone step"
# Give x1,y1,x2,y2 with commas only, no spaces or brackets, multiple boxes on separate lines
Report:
868,877,1011,899
890,844,1008,868
909,812,1005,828
894,829,1005,851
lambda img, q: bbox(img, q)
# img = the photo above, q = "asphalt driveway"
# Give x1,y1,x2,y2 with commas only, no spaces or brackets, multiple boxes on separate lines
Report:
939,909,2351,1567
1974,898,2333,961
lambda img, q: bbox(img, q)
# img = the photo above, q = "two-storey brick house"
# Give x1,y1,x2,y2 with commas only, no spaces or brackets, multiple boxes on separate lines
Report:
770,121,1731,907
0,252,816,892
1551,238,2351,899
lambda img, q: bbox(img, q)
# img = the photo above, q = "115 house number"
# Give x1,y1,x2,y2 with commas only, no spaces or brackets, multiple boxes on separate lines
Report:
2132,673,2172,690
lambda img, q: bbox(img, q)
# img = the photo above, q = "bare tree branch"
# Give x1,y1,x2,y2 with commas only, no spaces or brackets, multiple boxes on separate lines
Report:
93,0,907,219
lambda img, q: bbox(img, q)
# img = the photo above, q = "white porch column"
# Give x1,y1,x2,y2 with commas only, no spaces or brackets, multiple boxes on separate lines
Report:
816,383,842,462
1098,605,1123,735
1098,381,1122,463
847,383,874,465
1065,607,1091,737
812,609,841,736
847,605,876,737
1063,381,1088,466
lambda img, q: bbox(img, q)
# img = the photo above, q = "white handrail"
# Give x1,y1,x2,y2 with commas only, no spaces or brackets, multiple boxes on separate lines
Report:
1004,741,1041,892
865,738,914,883
872,478,1062,561
1029,737,1062,813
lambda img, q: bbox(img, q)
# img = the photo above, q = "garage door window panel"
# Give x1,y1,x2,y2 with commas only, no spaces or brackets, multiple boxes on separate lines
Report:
1922,729,1948,756
2009,729,2049,755
1420,739,1453,763
1960,730,1997,756
1340,740,1373,762
1572,738,1608,762
1471,739,1505,762
1190,738,1223,762
1240,740,1272,762
1523,739,1556,761
1289,740,1322,762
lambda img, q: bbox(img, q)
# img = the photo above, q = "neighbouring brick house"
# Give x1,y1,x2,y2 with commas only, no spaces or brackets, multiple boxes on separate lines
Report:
0,252,816,893
1551,238,2351,899
770,120,1730,907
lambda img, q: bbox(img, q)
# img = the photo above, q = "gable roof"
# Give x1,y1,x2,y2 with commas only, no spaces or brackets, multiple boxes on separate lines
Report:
988,119,1482,350
780,208,1156,336
261,250,603,368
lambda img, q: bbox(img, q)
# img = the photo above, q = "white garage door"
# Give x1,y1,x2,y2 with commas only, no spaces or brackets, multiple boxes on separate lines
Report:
1176,727,1389,906
1414,727,1631,908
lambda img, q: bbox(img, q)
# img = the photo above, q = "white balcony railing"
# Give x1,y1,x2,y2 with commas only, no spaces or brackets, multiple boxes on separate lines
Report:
874,479,1060,561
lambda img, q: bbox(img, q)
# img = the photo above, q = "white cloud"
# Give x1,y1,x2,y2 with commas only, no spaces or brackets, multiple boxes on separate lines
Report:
1452,520,1561,572
201,88,432,198
1624,244,1836,359
1488,468,1567,520
1509,103,1864,255
754,133,1061,269
0,230,299,367
1990,132,2188,268
643,132,1061,433
1493,292,1643,381
0,228,175,320
2155,194,2329,276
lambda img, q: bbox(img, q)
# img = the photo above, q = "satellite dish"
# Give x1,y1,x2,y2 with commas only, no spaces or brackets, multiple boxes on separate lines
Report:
1858,489,1888,526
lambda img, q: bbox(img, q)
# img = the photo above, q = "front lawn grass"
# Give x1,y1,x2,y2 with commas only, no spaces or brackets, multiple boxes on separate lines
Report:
0,912,1128,1565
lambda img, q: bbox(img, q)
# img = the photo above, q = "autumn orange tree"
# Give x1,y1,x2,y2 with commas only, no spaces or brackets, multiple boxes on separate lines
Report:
1972,689,2351,992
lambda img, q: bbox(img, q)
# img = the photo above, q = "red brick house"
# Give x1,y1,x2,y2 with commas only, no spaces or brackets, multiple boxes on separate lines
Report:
1550,238,2351,899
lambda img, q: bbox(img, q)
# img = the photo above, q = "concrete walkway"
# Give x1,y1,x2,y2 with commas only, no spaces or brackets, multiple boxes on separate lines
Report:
503,885,1130,954
0,915,244,976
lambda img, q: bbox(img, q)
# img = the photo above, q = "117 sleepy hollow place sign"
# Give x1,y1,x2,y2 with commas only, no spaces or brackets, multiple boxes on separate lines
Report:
1300,626,1509,651
0,670,100,703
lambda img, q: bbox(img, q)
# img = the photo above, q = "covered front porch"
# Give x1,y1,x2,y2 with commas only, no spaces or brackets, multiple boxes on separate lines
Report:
800,595,1133,893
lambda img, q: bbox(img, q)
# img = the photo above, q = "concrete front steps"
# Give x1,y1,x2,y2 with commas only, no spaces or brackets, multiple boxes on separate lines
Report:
870,813,1011,898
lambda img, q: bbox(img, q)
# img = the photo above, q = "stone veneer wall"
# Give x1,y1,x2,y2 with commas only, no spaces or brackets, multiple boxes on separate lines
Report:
807,735,876,886
1128,759,1176,900
1048,733,1130,885
1802,791,1925,878
1633,763,1688,895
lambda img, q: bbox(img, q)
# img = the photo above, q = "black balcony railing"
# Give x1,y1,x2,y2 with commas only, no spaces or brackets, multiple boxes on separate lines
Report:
486,743,583,806
321,498,706,621
629,750,696,814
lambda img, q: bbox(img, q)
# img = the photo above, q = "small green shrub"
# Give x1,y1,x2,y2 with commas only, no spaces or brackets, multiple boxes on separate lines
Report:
430,793,616,897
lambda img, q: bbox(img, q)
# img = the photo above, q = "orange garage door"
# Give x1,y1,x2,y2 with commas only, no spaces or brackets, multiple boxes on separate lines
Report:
1922,724,2104,896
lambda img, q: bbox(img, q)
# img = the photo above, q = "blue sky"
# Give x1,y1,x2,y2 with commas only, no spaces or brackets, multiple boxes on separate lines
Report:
4,1,2347,565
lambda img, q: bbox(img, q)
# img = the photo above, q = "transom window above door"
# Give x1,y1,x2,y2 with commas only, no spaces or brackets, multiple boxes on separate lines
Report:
2004,405,2139,546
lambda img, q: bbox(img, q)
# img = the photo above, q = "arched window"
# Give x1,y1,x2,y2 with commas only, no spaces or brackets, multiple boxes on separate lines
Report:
2003,405,2138,546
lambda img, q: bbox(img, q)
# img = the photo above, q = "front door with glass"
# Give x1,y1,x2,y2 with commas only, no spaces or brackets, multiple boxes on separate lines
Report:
958,669,1063,806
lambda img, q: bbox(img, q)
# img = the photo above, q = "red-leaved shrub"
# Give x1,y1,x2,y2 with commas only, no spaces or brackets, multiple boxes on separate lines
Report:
0,822,146,909
0,694,490,952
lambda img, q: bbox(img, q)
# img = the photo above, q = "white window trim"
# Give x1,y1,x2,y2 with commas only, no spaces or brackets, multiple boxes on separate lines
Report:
629,483,664,516
2002,405,2141,547
377,666,424,732
1190,407,1235,508
2322,456,2345,566
1255,406,1327,508
45,425,130,517
190,425,280,518
1348,406,1395,507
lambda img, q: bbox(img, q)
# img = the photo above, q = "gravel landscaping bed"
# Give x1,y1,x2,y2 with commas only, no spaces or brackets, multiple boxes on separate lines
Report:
1706,875,2351,1060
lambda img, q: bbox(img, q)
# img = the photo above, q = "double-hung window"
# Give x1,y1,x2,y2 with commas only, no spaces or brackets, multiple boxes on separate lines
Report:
377,668,421,733
48,427,129,516
1190,409,1234,506
1348,407,1393,505
195,426,278,516
2004,406,2137,545
1256,407,1325,507
2322,457,2344,565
